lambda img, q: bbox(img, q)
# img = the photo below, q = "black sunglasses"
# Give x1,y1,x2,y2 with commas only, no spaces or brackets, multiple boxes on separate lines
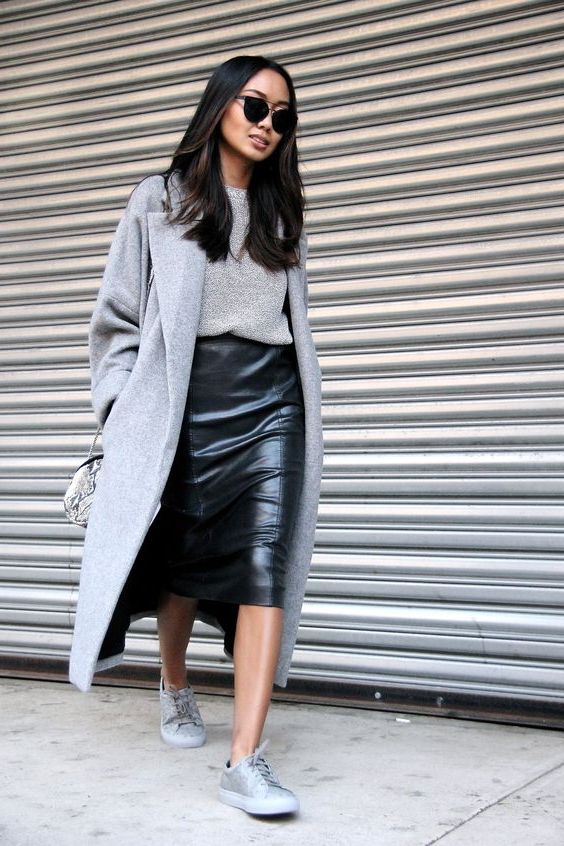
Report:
234,95,297,135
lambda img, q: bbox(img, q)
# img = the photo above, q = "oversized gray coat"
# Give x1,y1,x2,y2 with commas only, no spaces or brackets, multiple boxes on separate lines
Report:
68,171,324,692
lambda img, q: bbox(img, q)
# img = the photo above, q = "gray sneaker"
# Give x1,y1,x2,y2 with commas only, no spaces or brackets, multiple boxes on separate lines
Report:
159,676,206,748
219,739,299,816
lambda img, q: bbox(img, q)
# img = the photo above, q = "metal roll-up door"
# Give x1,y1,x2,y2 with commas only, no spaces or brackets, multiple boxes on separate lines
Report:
1,0,563,723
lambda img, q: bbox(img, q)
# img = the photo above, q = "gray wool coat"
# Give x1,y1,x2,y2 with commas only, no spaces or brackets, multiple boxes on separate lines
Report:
68,171,324,692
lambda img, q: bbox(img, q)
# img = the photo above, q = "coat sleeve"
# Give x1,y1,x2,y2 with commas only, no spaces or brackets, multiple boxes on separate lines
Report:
89,184,150,427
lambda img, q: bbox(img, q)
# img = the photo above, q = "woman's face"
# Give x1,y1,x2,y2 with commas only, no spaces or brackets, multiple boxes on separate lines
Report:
218,68,291,168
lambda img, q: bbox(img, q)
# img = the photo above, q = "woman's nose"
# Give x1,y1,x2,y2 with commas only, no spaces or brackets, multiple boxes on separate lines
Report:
257,111,273,131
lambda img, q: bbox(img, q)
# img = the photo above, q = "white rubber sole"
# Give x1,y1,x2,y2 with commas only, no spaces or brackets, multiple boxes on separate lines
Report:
218,786,299,816
160,726,206,748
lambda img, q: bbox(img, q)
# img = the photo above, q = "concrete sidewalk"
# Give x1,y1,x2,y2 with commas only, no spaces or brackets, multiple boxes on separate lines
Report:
1,678,563,845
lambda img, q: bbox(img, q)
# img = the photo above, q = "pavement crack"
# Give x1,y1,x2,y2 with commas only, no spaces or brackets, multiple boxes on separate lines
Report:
423,758,564,845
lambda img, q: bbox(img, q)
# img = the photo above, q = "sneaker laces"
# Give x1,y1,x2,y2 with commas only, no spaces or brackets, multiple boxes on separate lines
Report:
251,739,282,787
165,684,204,728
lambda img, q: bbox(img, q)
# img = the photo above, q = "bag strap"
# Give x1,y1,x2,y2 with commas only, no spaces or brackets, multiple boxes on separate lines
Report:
87,426,102,458
138,247,154,332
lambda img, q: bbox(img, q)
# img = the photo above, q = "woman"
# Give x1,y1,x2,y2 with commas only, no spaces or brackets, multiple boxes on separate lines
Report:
69,55,324,817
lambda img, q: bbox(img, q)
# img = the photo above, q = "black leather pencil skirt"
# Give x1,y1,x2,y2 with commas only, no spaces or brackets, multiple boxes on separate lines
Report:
156,332,305,608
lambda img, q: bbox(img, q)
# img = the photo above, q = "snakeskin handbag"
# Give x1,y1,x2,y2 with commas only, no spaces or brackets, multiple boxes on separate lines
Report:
63,254,154,527
63,427,103,527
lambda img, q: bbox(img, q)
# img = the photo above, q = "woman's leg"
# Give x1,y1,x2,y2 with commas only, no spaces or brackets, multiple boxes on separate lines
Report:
157,589,199,689
230,604,284,766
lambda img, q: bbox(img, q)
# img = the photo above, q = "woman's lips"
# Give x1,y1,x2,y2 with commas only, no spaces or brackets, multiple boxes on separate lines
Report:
249,135,268,150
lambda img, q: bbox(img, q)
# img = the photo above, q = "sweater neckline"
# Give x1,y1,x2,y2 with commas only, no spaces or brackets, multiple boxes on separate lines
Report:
225,184,248,195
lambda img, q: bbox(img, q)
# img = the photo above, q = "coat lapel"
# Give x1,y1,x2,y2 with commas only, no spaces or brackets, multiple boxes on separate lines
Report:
146,212,207,401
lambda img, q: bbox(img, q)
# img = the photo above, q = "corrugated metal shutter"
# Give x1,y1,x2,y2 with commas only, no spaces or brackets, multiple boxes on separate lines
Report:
2,0,564,716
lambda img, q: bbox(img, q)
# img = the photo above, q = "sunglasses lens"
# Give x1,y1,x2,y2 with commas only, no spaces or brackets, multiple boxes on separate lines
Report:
272,109,295,134
243,96,269,123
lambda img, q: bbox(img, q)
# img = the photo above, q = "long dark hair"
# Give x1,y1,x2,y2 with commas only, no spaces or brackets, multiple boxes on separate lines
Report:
162,55,304,271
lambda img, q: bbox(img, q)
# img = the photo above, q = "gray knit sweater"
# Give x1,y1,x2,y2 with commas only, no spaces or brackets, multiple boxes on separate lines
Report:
196,185,293,344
